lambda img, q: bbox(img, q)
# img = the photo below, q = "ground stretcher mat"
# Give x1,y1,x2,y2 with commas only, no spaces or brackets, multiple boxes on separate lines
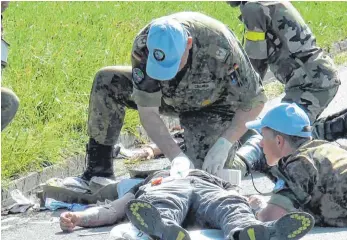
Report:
109,222,224,240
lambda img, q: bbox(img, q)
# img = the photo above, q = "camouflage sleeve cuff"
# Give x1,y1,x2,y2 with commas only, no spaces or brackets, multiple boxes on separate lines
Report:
132,87,162,107
239,90,267,111
245,40,268,60
268,193,298,212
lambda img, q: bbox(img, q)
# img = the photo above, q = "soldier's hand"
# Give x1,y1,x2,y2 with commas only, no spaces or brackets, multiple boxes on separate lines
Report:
202,137,233,175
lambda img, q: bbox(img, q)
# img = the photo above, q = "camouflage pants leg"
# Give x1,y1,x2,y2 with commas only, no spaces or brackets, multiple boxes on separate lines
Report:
312,108,347,141
282,86,339,124
281,50,340,123
1,87,19,131
87,66,137,145
192,176,260,239
179,110,234,169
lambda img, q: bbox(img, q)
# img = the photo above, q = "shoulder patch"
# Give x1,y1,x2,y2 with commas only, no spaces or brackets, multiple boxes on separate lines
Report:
136,35,147,48
132,68,145,84
228,63,242,86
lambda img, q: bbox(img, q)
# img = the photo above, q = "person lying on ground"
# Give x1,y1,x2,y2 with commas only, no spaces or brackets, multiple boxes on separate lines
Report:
60,168,314,240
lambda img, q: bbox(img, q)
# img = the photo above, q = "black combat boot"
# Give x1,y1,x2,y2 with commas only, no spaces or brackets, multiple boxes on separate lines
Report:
81,138,120,181
236,134,270,176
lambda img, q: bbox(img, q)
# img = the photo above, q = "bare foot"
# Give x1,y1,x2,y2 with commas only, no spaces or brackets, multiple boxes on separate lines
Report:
60,211,81,232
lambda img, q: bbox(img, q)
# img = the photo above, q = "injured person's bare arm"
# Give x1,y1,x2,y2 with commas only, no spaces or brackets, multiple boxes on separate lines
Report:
60,192,135,231
248,195,289,222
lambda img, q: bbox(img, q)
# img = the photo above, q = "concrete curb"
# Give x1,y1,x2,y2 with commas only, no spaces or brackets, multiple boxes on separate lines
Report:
2,41,346,208
1,116,180,208
1,155,85,208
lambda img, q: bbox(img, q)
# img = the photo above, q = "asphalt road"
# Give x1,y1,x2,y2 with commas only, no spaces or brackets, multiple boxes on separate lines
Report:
2,66,347,240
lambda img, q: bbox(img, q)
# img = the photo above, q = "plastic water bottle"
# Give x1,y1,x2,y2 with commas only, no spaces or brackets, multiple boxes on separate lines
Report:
170,154,191,178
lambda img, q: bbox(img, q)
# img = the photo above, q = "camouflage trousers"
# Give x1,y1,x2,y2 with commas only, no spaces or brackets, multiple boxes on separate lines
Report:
1,87,19,131
280,54,340,124
88,66,236,169
281,86,339,125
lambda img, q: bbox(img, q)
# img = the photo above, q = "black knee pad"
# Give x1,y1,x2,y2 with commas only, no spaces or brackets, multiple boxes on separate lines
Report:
325,109,347,140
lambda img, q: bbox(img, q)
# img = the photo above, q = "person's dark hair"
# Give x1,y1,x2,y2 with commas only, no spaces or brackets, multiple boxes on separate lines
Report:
267,128,310,149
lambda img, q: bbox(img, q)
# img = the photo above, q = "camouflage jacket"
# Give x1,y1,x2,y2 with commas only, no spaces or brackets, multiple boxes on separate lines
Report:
269,140,347,227
239,2,340,90
131,12,266,113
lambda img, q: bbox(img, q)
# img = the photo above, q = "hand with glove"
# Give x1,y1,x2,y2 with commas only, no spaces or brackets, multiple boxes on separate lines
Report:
170,152,194,178
202,137,233,175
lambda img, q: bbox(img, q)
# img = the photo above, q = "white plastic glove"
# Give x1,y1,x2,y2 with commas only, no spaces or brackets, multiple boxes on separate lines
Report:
202,137,233,175
170,152,194,178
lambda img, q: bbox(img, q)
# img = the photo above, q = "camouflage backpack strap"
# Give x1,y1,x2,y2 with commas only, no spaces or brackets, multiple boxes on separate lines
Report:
271,165,312,208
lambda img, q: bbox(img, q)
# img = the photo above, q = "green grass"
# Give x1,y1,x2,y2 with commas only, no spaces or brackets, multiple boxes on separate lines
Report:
264,81,285,100
334,52,347,65
2,1,347,181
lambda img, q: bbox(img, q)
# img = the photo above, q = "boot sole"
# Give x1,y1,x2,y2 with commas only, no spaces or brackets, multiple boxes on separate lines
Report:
239,212,314,240
125,199,191,240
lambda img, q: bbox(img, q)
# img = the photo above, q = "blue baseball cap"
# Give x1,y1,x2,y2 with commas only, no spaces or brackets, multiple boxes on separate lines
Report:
146,17,188,81
246,103,312,138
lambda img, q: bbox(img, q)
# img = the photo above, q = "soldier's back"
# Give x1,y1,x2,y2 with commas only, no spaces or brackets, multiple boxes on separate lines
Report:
165,12,240,49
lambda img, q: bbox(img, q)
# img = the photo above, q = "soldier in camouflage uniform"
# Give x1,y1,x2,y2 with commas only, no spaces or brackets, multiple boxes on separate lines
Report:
228,1,340,122
225,1,345,178
1,1,19,131
81,12,267,181
246,103,347,227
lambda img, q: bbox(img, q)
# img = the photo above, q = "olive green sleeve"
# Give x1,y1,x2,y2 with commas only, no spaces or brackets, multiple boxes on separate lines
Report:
268,193,299,212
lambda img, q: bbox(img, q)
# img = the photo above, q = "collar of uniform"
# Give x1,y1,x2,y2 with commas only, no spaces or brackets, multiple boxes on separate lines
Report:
186,47,193,69
170,48,192,85
185,27,193,70
278,139,313,167
174,43,193,79
278,155,293,169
